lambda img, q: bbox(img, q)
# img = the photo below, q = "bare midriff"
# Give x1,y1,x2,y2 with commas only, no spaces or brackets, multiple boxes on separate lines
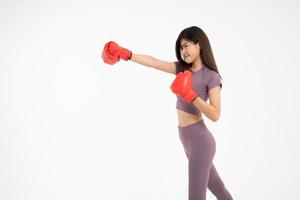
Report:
177,109,203,128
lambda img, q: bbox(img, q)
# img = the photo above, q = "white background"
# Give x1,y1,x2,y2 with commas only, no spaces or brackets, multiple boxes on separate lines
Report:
1,0,300,199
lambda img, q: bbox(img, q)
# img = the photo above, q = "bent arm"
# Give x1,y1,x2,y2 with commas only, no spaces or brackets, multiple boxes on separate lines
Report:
192,86,221,122
130,53,176,75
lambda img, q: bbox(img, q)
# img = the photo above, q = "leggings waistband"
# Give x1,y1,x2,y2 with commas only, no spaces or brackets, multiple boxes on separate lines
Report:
177,119,206,131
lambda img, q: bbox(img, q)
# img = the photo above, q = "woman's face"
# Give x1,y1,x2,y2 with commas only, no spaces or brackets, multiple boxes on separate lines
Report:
180,39,201,64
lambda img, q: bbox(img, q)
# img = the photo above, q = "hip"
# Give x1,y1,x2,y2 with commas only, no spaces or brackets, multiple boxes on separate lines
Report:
178,119,216,154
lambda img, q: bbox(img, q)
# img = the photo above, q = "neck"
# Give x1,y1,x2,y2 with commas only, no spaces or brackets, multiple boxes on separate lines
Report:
191,57,204,71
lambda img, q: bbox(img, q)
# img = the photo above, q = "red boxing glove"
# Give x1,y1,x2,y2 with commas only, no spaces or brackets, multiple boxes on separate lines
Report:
170,70,198,103
101,41,132,65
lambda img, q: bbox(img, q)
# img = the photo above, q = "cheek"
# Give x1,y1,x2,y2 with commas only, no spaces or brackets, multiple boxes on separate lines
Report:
191,47,200,56
187,48,194,56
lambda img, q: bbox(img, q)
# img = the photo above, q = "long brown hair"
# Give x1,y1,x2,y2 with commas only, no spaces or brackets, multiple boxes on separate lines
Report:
175,26,222,80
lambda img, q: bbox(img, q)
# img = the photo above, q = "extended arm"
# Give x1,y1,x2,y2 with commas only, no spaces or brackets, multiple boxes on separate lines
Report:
101,41,176,75
130,53,176,75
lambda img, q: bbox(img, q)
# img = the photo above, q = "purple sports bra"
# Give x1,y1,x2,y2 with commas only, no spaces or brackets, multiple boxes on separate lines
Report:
174,61,222,116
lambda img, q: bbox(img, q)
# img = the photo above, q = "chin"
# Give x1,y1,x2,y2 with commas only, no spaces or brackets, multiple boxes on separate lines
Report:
184,59,192,64
185,58,195,64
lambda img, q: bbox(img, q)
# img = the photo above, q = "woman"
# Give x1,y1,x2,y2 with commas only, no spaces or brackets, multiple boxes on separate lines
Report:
101,26,233,200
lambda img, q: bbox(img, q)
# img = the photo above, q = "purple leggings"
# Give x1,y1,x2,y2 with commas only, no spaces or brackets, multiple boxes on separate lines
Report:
178,120,233,200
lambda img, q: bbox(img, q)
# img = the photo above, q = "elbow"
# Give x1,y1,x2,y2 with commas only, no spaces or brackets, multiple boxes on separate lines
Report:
211,114,220,122
211,118,218,122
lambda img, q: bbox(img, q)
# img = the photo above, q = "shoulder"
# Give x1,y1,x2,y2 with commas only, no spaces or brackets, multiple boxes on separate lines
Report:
204,67,222,89
203,67,215,78
206,67,220,77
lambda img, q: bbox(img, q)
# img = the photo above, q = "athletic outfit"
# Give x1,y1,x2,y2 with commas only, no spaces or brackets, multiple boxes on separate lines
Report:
101,40,233,199
175,61,233,200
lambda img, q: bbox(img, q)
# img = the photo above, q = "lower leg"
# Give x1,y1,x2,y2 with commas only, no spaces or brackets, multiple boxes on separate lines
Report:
208,164,233,200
